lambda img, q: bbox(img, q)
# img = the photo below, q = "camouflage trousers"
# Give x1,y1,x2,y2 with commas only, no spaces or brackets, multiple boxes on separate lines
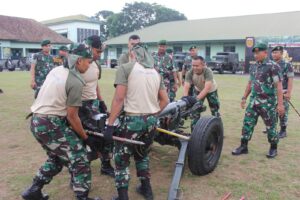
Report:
242,99,279,145
114,115,157,189
191,90,220,130
164,78,176,102
30,115,91,193
79,99,113,161
278,98,289,127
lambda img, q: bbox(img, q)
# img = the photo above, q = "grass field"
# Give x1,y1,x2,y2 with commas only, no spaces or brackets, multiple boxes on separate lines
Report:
0,69,299,200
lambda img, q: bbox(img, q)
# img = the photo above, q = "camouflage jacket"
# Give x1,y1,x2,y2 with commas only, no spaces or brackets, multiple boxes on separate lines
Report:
33,52,54,87
183,55,193,72
152,52,176,80
277,60,294,90
249,59,282,102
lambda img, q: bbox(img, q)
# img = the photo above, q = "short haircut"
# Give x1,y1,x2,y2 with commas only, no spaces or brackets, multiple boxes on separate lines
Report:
129,35,140,41
192,56,205,62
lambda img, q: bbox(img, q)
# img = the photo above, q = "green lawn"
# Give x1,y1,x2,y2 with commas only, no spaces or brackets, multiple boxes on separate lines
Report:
0,69,299,200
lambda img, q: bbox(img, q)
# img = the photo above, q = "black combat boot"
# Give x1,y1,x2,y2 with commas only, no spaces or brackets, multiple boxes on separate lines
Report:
232,140,248,155
112,188,129,200
100,159,115,177
278,126,287,139
75,191,102,200
21,177,49,200
266,144,277,158
136,178,153,200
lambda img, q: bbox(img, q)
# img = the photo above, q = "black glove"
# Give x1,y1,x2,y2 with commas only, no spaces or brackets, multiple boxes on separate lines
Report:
99,100,108,113
103,125,114,143
84,136,98,151
181,96,198,108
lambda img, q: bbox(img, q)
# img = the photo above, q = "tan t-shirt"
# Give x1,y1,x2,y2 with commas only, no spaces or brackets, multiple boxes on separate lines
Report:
118,53,130,66
186,67,217,93
81,61,100,100
114,62,164,114
31,66,83,116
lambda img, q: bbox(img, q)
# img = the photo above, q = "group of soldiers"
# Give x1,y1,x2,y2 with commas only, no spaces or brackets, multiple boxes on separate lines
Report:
21,33,293,200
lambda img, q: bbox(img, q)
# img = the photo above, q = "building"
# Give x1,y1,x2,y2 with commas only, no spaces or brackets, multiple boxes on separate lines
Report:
0,15,71,59
105,11,300,71
42,15,101,43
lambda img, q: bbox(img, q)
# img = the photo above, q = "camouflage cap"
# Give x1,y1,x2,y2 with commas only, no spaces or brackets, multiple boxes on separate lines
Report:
59,45,68,52
158,40,167,45
71,44,92,58
252,43,268,52
166,48,173,54
85,35,103,50
189,45,197,51
41,39,51,46
272,45,284,52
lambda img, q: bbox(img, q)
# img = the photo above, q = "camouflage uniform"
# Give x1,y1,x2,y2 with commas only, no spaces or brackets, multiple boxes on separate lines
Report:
242,59,281,144
152,52,177,102
32,52,54,98
31,115,91,192
183,55,194,95
114,115,157,189
277,60,294,127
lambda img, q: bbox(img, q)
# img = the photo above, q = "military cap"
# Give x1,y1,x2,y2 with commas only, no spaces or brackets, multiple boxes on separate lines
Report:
85,35,103,50
158,40,167,45
72,44,92,58
271,46,284,52
166,48,173,54
189,45,197,51
59,45,68,51
252,43,268,52
41,39,51,46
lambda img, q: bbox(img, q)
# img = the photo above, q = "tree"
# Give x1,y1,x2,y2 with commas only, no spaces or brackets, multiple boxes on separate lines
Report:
93,10,114,40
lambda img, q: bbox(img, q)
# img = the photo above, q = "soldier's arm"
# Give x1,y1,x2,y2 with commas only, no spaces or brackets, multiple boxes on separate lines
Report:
242,81,251,100
30,63,36,89
286,78,293,97
275,81,284,116
67,106,88,140
107,85,127,126
158,89,169,111
96,84,103,101
196,81,212,100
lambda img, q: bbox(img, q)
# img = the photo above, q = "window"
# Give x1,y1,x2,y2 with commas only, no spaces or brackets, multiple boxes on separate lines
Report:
77,28,99,43
116,47,123,58
223,45,236,52
205,45,211,59
173,46,182,52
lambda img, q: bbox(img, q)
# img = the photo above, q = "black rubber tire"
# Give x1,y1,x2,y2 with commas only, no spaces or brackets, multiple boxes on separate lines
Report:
218,67,224,74
187,116,223,176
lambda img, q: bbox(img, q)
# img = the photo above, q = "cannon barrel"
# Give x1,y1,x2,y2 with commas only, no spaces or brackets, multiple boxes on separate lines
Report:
158,100,188,118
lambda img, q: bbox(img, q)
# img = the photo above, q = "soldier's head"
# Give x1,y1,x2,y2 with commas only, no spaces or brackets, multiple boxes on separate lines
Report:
41,40,51,54
158,40,167,54
85,35,104,61
271,46,284,62
192,56,206,75
71,44,92,73
58,46,69,57
128,35,140,50
189,46,198,57
252,43,268,62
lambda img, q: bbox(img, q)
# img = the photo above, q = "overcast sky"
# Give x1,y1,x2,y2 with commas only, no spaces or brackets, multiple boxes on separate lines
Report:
0,0,299,21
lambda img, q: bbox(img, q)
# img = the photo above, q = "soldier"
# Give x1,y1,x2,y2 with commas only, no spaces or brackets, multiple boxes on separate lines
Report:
118,35,140,66
53,46,69,66
78,35,114,177
167,48,182,88
104,44,169,200
232,43,285,159
183,46,198,95
30,40,54,98
22,44,102,200
152,40,179,102
271,46,294,138
183,56,220,130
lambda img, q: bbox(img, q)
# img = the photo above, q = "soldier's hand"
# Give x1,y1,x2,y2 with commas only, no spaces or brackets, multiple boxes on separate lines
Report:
30,80,36,89
277,104,285,117
103,125,114,143
84,136,98,151
241,99,246,109
283,93,291,101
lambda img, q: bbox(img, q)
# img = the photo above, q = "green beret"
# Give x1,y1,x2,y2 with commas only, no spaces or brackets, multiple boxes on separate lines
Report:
272,46,283,52
166,48,173,54
252,43,268,52
41,40,51,46
158,40,167,45
189,45,197,51
72,44,92,58
59,46,68,51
